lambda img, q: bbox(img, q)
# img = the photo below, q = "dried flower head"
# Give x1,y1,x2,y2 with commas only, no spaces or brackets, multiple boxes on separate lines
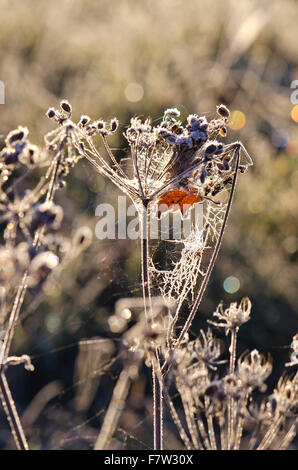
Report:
237,349,272,391
173,329,224,375
47,101,253,212
268,373,298,418
208,297,252,333
28,251,60,288
285,333,298,367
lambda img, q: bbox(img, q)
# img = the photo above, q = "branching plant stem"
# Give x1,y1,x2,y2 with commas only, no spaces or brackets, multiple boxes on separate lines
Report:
0,146,65,451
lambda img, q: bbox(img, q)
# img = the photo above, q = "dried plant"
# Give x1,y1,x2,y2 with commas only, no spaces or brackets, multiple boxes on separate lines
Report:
0,100,296,451
162,299,298,450
0,101,92,449
45,100,251,448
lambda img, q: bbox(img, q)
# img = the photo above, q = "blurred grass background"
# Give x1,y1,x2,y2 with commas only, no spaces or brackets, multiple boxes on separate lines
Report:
0,0,297,449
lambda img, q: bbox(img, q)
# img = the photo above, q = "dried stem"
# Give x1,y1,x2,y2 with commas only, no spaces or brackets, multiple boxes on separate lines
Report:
0,372,29,450
278,419,297,450
152,359,163,450
140,202,163,450
94,367,131,450
0,144,65,451
257,417,283,450
227,327,238,449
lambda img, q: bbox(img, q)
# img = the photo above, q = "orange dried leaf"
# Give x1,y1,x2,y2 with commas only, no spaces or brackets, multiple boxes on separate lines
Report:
157,187,203,217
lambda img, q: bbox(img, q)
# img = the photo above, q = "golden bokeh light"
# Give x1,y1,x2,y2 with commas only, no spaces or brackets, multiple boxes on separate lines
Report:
229,110,246,130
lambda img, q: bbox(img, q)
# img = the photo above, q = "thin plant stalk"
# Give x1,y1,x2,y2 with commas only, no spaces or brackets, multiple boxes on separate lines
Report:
155,364,194,450
195,413,212,450
227,326,238,449
257,417,283,450
94,367,131,450
140,202,151,322
219,414,227,450
0,372,29,450
152,360,163,450
179,389,200,449
0,148,64,451
205,397,217,450
140,202,163,450
278,419,297,450
233,393,248,450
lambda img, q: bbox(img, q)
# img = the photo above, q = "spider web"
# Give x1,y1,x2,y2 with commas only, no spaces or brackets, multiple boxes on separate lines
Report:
149,198,228,319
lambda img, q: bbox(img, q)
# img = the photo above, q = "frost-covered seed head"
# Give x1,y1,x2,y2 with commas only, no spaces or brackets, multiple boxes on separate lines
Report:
208,298,252,332
237,350,272,390
79,115,91,126
216,104,230,118
46,107,56,119
164,108,180,118
286,333,298,367
60,100,72,114
6,126,29,146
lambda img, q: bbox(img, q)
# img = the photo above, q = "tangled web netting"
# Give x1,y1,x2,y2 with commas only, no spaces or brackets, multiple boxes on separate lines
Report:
149,198,228,313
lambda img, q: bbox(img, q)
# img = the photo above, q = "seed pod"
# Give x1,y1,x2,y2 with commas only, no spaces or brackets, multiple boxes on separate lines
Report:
110,118,119,133
2,150,19,165
214,143,224,155
95,120,105,130
46,108,56,119
220,127,227,137
60,100,72,114
30,201,63,234
7,130,24,144
197,117,208,132
217,162,226,171
223,176,233,186
186,114,199,128
29,252,60,288
19,144,40,167
200,167,207,183
6,126,29,146
204,143,218,155
170,123,183,135
164,108,180,118
73,226,93,250
216,104,230,118
79,115,90,126
86,125,97,136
